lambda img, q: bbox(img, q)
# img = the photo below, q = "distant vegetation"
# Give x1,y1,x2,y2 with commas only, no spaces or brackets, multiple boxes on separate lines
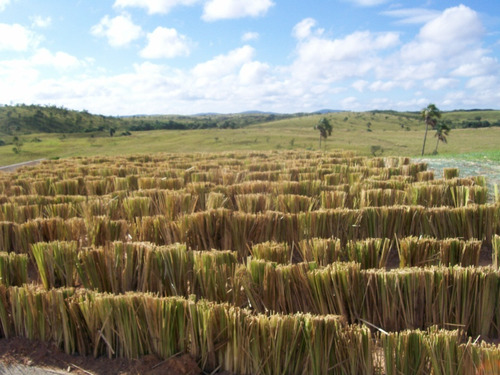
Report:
2,105,500,139
1,104,499,166
0,104,298,137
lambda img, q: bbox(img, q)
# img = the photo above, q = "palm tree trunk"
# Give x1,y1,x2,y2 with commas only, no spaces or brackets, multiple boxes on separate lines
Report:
421,122,429,156
434,136,440,154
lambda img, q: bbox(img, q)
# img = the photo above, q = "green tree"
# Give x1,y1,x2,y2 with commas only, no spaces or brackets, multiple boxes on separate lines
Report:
433,122,450,154
315,117,332,149
421,103,441,156
12,136,23,154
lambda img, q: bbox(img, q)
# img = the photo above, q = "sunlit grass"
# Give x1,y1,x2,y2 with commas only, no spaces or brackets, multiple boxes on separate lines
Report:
0,113,499,166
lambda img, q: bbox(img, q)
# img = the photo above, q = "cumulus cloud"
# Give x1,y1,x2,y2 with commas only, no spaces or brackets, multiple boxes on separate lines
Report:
381,8,440,24
352,80,369,92
401,5,484,62
91,14,142,47
3,4,500,115
0,23,39,51
291,19,400,83
292,18,320,40
192,45,254,78
423,77,458,90
140,27,191,59
0,0,11,12
31,48,81,69
374,4,498,92
202,0,274,21
113,0,199,15
31,15,52,28
451,57,499,77
239,61,269,85
241,32,259,42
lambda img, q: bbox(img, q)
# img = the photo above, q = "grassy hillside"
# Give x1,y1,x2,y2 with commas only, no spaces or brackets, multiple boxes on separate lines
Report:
0,106,499,166
0,104,296,137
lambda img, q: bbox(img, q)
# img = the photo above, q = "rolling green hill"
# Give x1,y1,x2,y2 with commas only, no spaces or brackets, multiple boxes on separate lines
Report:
0,105,499,166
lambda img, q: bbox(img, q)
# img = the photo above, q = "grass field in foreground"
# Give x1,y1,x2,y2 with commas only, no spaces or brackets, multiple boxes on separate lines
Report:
0,112,499,166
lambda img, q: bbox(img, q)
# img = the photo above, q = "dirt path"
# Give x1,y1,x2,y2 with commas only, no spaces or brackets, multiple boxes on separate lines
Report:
0,159,46,173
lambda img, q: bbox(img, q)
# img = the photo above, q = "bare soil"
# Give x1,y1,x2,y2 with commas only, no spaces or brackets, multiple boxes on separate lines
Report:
0,337,202,375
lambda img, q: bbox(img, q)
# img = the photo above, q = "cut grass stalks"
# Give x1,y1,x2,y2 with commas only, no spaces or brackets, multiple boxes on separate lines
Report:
31,241,79,289
398,237,481,268
250,241,292,264
0,287,373,374
243,262,500,337
0,252,28,286
493,235,500,269
77,242,239,302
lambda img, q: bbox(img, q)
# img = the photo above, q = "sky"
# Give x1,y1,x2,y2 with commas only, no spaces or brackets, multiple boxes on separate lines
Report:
0,0,499,116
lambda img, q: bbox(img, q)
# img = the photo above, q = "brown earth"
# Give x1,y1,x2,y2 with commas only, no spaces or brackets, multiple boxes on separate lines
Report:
0,337,202,375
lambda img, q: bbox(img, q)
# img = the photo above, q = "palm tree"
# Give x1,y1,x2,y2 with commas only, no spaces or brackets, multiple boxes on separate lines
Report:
315,117,332,149
433,122,450,154
420,103,441,156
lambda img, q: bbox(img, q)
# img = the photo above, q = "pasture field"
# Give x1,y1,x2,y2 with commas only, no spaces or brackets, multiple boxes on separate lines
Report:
1,110,500,166
0,150,500,374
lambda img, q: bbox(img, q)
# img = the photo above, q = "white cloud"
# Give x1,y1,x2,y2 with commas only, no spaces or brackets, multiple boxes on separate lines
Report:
239,61,269,85
341,96,361,109
91,13,142,47
114,0,199,15
241,32,259,42
140,27,191,59
401,5,484,62
31,16,52,28
291,26,399,82
193,45,254,78
0,23,39,51
0,0,11,12
31,48,81,69
423,77,458,90
202,0,274,21
352,80,369,92
451,57,499,77
292,18,319,40
381,8,440,24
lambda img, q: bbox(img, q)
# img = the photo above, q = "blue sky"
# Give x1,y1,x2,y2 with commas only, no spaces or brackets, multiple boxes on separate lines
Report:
0,0,499,115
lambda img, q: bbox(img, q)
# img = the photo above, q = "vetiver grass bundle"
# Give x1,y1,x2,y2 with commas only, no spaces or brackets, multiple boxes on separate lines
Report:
250,241,291,264
132,215,180,244
298,237,341,265
398,237,481,267
133,189,197,219
0,221,19,252
31,241,79,289
381,328,464,375
345,238,390,269
444,167,459,179
493,234,500,268
76,242,239,302
319,190,347,209
2,287,375,372
358,188,407,208
243,261,500,337
189,299,373,375
0,252,28,286
18,218,86,253
8,286,79,354
86,216,129,246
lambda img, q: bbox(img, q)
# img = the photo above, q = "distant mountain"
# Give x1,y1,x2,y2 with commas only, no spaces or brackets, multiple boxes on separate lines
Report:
313,109,344,114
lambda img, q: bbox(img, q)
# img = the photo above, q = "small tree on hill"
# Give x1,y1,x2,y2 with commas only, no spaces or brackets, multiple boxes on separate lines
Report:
315,117,332,150
421,103,441,156
433,122,450,154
